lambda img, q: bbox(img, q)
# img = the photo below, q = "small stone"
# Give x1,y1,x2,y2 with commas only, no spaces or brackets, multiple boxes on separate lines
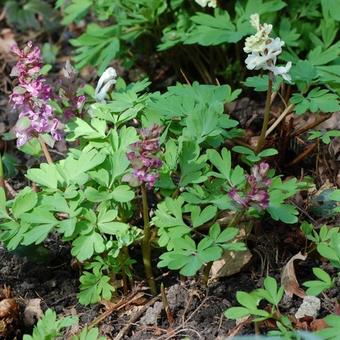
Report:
295,296,321,319
140,301,163,325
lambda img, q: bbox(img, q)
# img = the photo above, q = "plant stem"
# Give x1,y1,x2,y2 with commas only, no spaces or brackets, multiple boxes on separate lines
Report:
203,261,213,286
38,136,53,164
255,73,273,154
141,184,157,295
0,153,4,191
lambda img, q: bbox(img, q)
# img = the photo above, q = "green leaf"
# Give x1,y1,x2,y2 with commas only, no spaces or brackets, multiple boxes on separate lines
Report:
185,11,242,46
72,327,106,340
72,232,105,261
62,149,106,185
224,306,251,319
0,187,9,219
190,205,217,228
236,291,259,310
26,163,62,189
22,224,55,245
291,88,340,115
98,221,129,235
70,24,120,72
23,308,78,340
317,314,340,339
207,148,231,180
12,187,38,219
308,44,340,66
21,207,58,225
290,60,317,85
66,118,107,141
110,185,135,203
78,272,114,305
244,75,282,92
61,0,92,24
216,228,239,243
261,276,284,306
267,204,299,224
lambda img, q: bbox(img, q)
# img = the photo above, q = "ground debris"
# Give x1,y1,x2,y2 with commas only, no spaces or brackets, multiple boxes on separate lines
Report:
0,286,19,338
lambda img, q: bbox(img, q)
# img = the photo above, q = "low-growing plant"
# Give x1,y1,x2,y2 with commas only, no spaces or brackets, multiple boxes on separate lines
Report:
22,308,104,340
23,309,77,340
0,33,309,304
1,5,339,338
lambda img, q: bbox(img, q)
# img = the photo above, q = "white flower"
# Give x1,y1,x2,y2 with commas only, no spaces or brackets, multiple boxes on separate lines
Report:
269,62,292,82
250,13,260,31
245,37,285,71
95,67,117,102
244,14,291,82
194,0,217,8
244,14,273,54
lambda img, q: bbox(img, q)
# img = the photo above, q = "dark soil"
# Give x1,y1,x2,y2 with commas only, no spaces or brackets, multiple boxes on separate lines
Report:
1,222,334,340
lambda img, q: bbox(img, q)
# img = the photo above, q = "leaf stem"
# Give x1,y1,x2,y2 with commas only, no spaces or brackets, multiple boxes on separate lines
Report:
0,153,4,191
141,184,157,295
255,73,273,154
38,136,53,164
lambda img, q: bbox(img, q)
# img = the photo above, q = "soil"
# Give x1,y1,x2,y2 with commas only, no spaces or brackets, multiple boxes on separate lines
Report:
0,222,335,340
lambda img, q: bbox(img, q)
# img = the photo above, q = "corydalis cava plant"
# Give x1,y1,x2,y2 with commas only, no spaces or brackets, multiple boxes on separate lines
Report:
125,124,163,294
244,14,291,82
10,42,62,147
229,162,271,210
59,61,86,119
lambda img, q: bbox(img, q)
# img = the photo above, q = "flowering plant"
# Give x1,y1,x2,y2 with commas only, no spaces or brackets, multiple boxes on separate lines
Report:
125,125,163,189
244,14,292,82
10,42,61,148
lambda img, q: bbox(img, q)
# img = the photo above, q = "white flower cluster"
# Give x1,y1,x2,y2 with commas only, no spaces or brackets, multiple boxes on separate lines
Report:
194,0,217,8
244,14,291,82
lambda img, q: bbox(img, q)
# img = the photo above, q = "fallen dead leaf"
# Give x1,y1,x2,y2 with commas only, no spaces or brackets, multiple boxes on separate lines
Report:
0,28,16,60
281,251,307,298
310,318,328,331
210,249,252,280
0,286,19,338
24,298,43,327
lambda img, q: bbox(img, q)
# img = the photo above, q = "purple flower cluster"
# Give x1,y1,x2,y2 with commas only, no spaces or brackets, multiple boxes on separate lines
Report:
9,42,61,146
228,162,271,210
126,125,163,189
59,61,86,120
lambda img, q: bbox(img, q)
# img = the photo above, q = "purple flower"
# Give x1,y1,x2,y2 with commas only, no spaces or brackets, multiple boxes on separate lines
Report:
9,42,62,147
58,61,86,119
125,125,163,189
228,162,271,210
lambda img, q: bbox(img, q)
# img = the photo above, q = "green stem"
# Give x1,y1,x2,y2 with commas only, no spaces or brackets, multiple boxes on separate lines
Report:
141,184,157,295
0,153,4,191
255,73,273,154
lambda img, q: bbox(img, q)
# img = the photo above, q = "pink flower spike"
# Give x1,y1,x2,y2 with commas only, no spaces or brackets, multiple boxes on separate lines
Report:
9,42,62,147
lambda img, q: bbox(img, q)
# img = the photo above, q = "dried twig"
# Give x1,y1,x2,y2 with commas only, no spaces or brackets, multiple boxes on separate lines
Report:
161,283,174,327
113,294,161,340
265,103,294,137
89,290,145,328
4,181,16,198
